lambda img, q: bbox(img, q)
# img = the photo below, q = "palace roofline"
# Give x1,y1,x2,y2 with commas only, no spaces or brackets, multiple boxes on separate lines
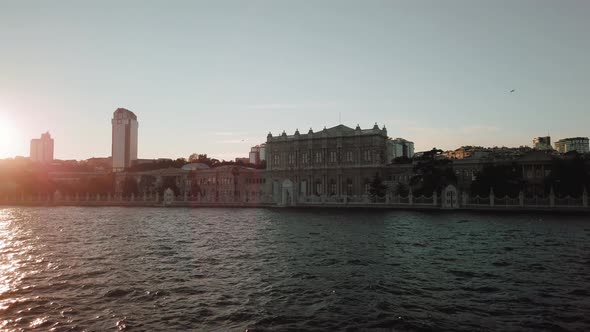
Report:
267,124,388,141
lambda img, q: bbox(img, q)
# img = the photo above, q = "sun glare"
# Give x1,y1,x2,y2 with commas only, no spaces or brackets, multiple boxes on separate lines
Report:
0,114,18,158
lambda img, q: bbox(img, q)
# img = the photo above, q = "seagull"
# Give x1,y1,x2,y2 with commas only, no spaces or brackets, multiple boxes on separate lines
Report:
510,89,515,93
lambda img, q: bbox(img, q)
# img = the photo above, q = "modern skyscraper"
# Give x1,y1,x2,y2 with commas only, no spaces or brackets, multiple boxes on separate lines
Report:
30,132,54,163
111,108,138,172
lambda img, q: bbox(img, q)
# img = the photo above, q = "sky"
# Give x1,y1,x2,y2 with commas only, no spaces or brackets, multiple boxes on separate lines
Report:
1,0,589,160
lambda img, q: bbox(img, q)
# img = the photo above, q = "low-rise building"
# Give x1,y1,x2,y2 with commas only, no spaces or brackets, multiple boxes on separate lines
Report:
115,167,189,196
85,157,112,171
189,165,268,203
131,158,173,166
115,164,268,203
442,146,489,160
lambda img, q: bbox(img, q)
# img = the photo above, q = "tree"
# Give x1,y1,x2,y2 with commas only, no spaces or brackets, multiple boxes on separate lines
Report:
27,171,56,195
158,176,179,195
87,175,115,194
470,163,524,197
139,175,156,193
410,158,457,195
395,182,410,196
188,153,199,163
127,158,189,172
417,148,444,161
392,156,412,164
121,176,139,196
369,173,387,202
545,155,590,196
161,158,188,169
190,181,201,196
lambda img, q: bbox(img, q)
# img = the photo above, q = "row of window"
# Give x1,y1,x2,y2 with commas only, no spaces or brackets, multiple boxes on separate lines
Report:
245,178,266,184
294,179,377,196
309,183,369,195
197,190,265,197
195,177,234,185
389,175,411,182
272,150,382,166
195,177,266,185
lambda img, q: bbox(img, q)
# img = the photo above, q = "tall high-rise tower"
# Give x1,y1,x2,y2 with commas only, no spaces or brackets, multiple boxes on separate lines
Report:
111,108,138,172
30,132,54,163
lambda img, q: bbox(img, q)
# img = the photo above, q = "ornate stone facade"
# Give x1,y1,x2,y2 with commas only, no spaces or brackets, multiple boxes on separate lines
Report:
265,123,389,205
189,165,269,203
115,165,269,204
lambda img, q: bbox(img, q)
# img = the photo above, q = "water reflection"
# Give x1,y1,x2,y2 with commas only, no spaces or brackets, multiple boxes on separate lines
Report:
0,207,588,331
0,210,21,307
0,209,45,330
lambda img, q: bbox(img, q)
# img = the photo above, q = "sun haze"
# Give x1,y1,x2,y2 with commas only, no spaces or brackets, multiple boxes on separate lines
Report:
1,1,589,160
0,113,19,158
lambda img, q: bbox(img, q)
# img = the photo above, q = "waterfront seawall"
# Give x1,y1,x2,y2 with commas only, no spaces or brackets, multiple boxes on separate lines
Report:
1,199,588,213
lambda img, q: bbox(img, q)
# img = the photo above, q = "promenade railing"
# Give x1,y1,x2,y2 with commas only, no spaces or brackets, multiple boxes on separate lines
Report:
1,189,588,210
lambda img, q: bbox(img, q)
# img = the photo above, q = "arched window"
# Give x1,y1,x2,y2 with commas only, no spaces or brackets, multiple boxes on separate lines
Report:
329,179,336,196
364,179,371,194
346,179,353,195
315,180,322,195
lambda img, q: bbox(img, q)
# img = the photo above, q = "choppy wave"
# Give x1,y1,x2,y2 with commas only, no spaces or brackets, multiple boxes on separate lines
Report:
0,207,589,331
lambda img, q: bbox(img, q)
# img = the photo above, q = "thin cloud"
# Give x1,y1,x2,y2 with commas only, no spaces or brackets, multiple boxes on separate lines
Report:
461,125,500,135
244,101,339,111
211,132,237,136
208,131,258,137
217,139,250,144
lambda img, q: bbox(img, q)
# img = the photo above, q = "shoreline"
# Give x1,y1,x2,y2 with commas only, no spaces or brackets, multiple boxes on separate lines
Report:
1,201,589,214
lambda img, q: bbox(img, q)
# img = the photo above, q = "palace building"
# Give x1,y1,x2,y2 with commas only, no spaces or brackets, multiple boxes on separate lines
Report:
115,164,269,204
265,123,390,205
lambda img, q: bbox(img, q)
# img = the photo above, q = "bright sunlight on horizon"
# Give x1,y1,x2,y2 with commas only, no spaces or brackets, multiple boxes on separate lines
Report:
0,113,19,159
1,1,589,160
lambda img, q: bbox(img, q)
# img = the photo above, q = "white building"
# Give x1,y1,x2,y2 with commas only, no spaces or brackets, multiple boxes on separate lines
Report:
554,137,589,154
111,108,138,172
249,144,266,165
387,138,415,162
30,132,54,163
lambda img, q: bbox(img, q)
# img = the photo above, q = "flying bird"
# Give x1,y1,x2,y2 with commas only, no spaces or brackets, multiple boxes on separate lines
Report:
510,89,515,93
